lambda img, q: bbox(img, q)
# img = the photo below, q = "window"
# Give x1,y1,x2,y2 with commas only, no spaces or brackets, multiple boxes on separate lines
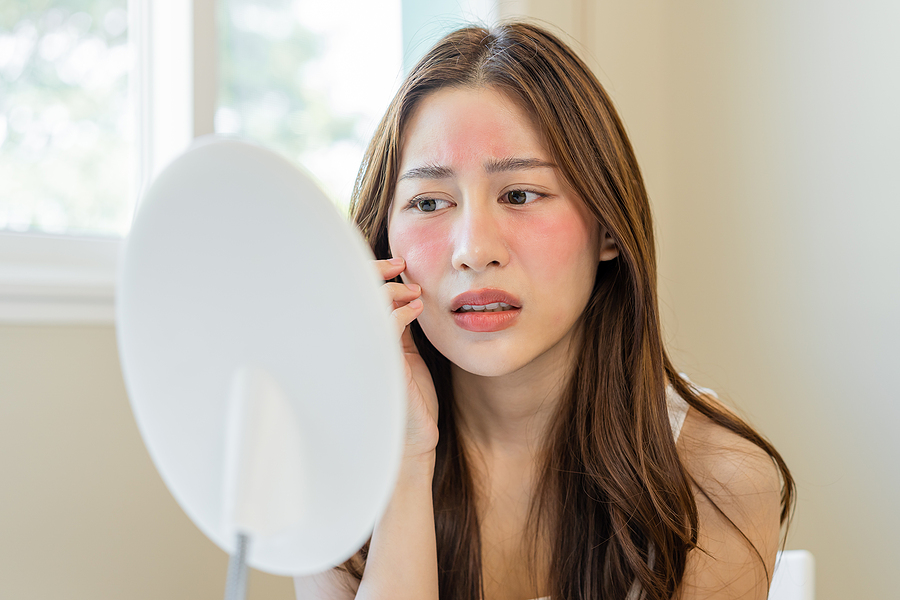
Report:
216,0,403,213
0,1,131,237
0,0,498,323
0,0,194,322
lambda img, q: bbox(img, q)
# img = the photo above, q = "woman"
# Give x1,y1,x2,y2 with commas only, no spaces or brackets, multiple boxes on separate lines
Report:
295,22,793,600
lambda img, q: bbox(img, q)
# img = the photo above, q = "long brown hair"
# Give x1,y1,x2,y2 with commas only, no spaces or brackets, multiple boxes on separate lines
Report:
344,22,794,600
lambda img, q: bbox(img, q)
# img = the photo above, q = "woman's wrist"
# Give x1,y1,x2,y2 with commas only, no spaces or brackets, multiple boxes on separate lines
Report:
360,448,439,600
400,449,436,479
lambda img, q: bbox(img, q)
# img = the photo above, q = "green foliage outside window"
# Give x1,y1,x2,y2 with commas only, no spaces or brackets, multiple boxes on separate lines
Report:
0,0,130,236
217,0,366,213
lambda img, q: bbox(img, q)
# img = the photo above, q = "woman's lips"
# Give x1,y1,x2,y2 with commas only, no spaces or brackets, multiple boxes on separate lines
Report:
450,288,521,311
450,288,521,332
452,308,521,332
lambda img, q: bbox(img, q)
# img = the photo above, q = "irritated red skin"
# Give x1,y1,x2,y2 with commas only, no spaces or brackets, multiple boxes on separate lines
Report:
387,86,603,378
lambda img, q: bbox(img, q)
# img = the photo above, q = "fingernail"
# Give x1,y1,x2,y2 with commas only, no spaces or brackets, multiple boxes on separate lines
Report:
388,257,404,266
409,298,423,308
410,284,421,293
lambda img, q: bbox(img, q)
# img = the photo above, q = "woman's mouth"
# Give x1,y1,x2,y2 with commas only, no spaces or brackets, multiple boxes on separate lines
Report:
450,289,521,332
455,302,515,313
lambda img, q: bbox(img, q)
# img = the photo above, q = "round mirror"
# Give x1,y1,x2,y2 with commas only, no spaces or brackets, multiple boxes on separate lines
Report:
116,137,405,576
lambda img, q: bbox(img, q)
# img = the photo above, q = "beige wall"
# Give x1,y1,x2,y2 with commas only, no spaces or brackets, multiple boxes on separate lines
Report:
2,2,897,598
575,2,899,599
0,325,293,599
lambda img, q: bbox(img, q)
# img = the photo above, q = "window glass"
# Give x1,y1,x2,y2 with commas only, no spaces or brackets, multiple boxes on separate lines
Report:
216,0,403,213
0,1,131,237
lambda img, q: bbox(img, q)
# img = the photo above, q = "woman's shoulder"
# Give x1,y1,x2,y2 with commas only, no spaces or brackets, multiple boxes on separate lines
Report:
675,392,784,598
676,392,782,502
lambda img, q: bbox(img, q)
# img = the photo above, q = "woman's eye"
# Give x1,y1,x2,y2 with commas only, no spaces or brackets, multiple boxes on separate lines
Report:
404,195,452,213
416,198,438,212
504,190,539,205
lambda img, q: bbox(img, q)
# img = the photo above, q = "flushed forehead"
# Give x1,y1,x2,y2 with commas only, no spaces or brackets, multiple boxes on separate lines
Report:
399,87,547,168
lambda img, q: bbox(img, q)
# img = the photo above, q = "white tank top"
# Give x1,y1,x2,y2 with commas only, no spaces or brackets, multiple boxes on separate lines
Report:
529,383,693,600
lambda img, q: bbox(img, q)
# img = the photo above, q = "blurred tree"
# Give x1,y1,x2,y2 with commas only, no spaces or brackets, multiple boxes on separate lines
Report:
217,0,365,212
0,0,130,236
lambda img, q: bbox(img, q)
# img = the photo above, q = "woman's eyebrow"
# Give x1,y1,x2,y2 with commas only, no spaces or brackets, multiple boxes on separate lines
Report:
485,157,556,173
399,164,454,181
399,157,555,181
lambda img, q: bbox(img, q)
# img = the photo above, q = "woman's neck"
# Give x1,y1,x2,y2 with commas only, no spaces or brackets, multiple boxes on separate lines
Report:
450,327,579,462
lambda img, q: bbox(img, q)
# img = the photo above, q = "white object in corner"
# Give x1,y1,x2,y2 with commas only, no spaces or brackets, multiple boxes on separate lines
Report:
769,550,815,600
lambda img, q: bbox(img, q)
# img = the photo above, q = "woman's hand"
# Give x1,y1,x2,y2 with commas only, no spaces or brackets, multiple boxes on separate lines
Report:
377,257,439,461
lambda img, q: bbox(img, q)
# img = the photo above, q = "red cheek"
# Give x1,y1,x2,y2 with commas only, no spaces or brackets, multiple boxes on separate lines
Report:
508,207,595,276
389,220,448,286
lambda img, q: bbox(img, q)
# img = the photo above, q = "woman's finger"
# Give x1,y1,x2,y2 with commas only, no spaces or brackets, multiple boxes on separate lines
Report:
391,297,424,338
400,316,420,355
383,282,421,309
375,257,406,281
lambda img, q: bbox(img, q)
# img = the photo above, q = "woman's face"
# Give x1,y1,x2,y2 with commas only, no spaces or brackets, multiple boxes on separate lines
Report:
387,86,615,377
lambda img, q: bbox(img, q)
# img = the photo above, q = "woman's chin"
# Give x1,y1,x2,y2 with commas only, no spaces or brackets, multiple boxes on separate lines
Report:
450,361,521,379
418,318,542,377
439,346,529,378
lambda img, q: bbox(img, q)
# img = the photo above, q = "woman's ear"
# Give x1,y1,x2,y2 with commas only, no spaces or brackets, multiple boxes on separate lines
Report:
599,226,619,262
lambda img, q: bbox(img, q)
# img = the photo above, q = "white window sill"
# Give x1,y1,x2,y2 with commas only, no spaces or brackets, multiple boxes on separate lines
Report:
0,233,119,324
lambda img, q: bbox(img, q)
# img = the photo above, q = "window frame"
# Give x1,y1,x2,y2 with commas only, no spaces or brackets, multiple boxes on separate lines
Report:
0,0,215,323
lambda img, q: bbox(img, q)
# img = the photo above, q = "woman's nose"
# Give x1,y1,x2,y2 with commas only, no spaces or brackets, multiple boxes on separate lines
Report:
450,203,510,272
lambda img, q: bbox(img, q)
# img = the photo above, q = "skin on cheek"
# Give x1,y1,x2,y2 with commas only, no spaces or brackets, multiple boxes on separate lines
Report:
529,211,597,332
389,220,446,289
510,206,598,284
